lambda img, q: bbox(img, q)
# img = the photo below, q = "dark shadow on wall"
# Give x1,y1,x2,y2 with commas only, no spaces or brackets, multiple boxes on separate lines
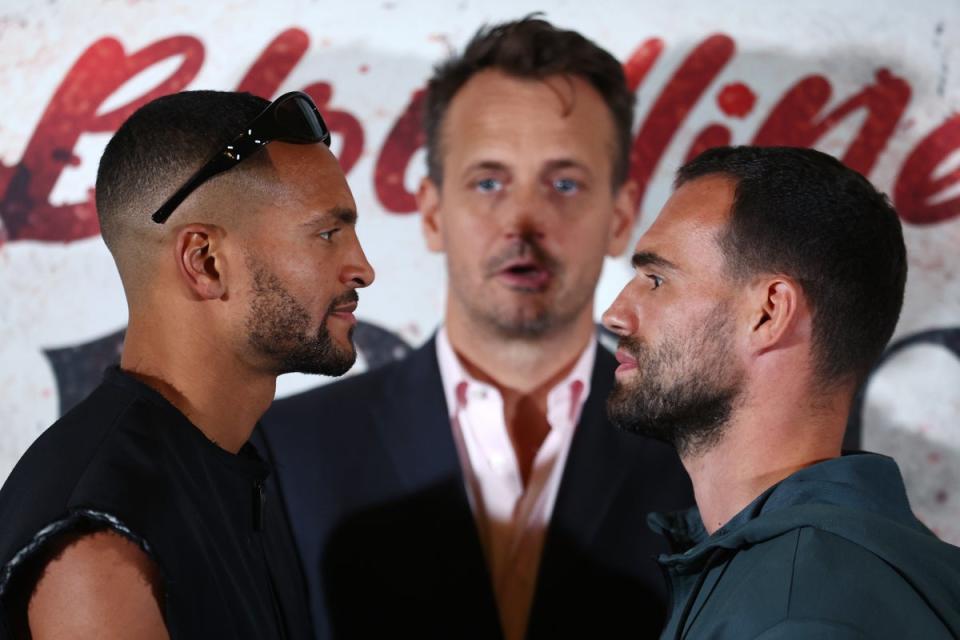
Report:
43,320,412,417
846,326,960,450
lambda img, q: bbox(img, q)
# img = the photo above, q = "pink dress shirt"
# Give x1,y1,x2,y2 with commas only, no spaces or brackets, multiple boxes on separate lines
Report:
436,328,595,640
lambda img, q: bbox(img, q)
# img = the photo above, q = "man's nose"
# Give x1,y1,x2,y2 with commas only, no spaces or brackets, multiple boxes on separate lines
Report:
502,182,548,241
341,238,375,289
602,288,637,337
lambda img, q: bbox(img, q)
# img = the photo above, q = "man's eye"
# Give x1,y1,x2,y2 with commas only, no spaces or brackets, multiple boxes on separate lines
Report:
553,178,580,195
475,178,503,193
318,229,338,241
647,274,663,290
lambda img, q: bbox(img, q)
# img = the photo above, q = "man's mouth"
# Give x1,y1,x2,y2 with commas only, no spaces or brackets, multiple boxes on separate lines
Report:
496,258,552,291
614,348,639,375
328,293,359,325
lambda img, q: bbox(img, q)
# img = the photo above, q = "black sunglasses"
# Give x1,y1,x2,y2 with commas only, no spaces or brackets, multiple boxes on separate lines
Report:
151,91,332,224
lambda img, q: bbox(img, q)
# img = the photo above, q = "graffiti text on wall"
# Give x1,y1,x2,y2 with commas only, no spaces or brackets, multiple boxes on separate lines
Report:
1,29,958,244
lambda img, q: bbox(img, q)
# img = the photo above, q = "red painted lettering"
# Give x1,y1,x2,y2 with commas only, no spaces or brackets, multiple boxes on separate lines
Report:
0,36,203,243
374,88,426,214
895,114,960,225
753,69,910,176
629,34,736,210
236,29,310,98
302,82,364,175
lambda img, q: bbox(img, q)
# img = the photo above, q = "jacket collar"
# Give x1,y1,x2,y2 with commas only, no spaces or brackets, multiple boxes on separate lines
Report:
650,452,925,568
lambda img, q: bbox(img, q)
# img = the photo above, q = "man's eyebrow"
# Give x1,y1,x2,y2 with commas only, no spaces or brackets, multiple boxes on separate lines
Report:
543,158,591,175
304,206,357,227
632,251,679,271
464,160,509,173
330,206,357,225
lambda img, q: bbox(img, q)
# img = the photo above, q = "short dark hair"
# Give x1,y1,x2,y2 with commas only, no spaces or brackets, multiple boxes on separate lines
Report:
95,90,270,249
423,16,634,188
676,146,907,386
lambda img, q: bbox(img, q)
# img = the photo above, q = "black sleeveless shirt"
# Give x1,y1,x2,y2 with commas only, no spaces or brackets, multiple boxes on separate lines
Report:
0,367,313,638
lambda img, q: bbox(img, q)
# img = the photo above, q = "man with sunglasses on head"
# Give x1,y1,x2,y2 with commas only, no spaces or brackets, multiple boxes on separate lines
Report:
0,90,373,638
258,17,693,640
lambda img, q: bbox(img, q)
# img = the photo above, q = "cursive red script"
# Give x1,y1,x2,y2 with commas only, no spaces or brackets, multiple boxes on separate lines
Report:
2,29,958,244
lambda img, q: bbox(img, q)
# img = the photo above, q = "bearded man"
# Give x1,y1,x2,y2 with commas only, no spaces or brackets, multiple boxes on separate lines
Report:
0,90,374,638
604,145,960,639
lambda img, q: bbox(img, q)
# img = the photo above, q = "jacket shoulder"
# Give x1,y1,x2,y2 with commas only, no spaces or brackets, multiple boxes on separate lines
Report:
782,527,954,638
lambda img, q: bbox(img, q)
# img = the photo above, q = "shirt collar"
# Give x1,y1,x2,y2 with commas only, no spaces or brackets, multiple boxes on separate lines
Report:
435,326,596,432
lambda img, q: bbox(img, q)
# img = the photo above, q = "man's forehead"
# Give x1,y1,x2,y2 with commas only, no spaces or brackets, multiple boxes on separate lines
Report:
651,175,734,232
442,70,615,161
265,142,354,205
637,175,736,261
266,142,340,179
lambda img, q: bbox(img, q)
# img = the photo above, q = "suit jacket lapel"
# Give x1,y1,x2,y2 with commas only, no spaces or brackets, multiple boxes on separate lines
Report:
369,336,465,491
545,342,641,548
368,336,504,637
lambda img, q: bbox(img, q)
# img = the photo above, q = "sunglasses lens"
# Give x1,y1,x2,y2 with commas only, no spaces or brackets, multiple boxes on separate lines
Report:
273,96,330,144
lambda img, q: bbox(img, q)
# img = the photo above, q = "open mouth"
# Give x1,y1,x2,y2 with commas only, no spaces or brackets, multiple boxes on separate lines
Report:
497,259,552,291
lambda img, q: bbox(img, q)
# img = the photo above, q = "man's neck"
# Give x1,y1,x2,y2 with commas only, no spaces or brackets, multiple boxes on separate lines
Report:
444,305,596,398
682,388,847,535
444,305,596,486
121,317,275,454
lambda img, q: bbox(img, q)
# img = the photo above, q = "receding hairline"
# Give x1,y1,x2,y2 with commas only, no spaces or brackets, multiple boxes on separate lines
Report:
434,70,621,188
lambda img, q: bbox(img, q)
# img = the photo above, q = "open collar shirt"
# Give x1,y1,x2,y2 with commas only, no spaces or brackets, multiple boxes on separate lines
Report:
436,327,595,640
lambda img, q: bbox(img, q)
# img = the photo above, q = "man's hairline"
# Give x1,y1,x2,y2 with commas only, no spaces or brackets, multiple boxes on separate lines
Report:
429,68,628,191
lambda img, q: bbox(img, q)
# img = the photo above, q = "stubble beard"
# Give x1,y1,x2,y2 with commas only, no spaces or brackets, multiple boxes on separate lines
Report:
606,303,745,459
245,259,357,377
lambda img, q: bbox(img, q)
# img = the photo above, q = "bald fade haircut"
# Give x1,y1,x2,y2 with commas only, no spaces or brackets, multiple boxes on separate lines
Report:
95,90,271,280
423,16,635,189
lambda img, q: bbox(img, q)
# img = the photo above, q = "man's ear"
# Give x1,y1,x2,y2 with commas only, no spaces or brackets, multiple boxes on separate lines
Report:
175,224,227,300
417,176,445,253
607,179,640,256
746,276,804,354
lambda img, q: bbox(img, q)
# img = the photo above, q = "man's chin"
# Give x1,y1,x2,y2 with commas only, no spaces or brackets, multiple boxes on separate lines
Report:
476,302,559,338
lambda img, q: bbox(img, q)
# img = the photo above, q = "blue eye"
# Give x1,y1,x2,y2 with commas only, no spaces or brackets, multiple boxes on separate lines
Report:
647,274,663,290
475,178,503,193
553,178,580,195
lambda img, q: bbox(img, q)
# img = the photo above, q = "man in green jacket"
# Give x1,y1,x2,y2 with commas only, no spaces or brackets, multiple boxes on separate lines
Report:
602,145,960,639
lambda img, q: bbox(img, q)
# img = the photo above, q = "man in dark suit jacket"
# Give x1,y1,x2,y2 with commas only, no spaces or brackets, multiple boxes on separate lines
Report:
259,17,693,640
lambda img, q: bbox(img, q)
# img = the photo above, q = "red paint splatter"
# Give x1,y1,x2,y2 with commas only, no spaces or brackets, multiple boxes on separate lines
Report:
716,82,756,118
359,64,370,74
935,489,949,505
929,451,942,464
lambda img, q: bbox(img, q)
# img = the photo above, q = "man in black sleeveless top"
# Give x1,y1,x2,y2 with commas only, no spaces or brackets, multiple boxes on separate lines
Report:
0,90,374,638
